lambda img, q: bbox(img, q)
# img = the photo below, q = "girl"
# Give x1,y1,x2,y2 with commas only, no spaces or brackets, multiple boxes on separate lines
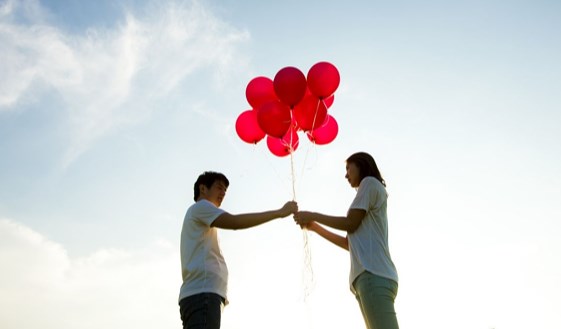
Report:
294,152,399,329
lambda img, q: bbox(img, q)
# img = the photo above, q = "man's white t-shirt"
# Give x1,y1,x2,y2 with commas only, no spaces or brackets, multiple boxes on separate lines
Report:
348,177,398,294
179,199,228,303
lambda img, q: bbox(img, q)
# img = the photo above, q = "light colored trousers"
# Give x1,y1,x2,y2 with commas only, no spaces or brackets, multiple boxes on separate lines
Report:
353,271,400,329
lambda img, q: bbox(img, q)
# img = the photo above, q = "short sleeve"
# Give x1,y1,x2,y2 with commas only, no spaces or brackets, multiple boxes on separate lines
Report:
349,177,381,211
192,200,226,226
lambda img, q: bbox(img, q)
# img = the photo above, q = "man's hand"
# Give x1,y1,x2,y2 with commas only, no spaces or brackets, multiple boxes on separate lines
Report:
279,201,298,217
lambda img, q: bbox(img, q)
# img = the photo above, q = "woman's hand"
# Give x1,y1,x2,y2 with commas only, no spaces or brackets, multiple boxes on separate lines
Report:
293,211,315,226
294,211,318,231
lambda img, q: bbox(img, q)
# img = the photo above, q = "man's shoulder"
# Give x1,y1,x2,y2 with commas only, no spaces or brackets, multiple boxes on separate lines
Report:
187,200,224,219
189,199,214,210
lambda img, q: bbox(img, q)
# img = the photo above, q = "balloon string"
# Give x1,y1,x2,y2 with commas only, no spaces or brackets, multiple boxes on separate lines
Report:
310,98,323,132
294,97,321,185
302,226,314,301
288,108,315,301
290,146,296,201
289,131,315,302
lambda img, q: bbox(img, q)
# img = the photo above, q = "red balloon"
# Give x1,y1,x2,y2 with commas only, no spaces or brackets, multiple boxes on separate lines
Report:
291,115,302,132
323,94,335,108
235,110,265,144
267,127,299,157
307,115,338,145
273,67,307,107
293,94,328,131
256,100,291,138
246,76,277,109
307,62,340,99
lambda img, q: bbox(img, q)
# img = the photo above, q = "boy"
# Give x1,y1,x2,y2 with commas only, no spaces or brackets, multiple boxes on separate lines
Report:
179,171,297,329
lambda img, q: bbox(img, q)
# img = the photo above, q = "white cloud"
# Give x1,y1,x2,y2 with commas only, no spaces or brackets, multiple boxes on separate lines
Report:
0,219,180,329
0,0,249,167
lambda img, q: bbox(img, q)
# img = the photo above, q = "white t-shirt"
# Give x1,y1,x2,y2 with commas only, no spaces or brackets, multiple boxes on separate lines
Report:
348,177,398,294
179,199,228,303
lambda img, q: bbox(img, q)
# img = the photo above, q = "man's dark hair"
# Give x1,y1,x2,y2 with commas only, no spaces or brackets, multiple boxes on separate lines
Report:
193,171,230,201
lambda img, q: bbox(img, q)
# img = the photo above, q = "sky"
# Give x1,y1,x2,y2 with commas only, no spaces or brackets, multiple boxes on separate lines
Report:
1,0,561,328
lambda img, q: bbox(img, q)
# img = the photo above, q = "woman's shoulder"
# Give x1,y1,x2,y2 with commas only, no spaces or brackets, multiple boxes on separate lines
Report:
361,176,383,187
360,177,387,194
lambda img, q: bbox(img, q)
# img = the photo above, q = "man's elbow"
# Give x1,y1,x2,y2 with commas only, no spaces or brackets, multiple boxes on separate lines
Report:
212,214,242,230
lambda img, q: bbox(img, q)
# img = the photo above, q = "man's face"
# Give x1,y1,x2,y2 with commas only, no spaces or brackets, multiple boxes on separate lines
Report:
201,180,228,207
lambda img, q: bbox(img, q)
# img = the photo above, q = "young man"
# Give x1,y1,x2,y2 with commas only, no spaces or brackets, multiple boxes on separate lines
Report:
179,171,297,329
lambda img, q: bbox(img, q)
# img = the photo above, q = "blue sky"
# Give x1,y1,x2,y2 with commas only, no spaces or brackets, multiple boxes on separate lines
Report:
1,0,561,328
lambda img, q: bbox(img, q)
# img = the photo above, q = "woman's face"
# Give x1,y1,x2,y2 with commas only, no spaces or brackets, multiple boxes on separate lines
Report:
345,162,361,188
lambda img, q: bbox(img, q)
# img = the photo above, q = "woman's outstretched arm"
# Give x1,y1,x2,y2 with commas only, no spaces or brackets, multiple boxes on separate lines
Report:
294,208,366,233
305,221,349,250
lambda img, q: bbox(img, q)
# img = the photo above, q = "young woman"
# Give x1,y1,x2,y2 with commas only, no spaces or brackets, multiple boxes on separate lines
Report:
294,152,399,329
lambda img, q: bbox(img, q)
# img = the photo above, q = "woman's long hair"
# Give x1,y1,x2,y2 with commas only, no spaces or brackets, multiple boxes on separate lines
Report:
346,152,386,187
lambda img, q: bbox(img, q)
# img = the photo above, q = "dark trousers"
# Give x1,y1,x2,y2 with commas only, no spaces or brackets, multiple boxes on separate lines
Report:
179,293,225,329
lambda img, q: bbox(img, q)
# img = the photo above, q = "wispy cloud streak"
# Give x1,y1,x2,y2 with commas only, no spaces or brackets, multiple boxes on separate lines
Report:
0,0,249,167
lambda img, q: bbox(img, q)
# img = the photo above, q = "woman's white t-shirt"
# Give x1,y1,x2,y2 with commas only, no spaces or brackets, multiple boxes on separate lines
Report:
348,177,398,294
179,199,228,303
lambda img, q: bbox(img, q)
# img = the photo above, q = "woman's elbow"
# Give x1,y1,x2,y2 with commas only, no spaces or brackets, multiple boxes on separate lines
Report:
341,237,350,250
346,222,361,234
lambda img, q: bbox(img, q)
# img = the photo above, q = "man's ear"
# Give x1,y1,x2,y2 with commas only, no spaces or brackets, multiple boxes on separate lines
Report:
199,184,208,197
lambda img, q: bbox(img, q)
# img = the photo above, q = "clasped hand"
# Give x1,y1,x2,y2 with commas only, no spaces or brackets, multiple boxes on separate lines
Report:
293,211,317,229
280,201,298,217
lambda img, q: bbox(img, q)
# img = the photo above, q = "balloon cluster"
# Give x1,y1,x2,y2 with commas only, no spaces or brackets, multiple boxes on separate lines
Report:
235,62,340,157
